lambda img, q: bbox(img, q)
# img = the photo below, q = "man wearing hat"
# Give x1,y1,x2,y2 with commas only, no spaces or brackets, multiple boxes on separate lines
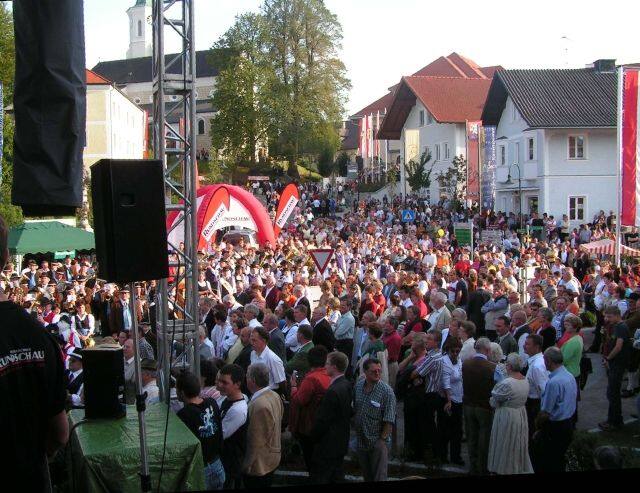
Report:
66,348,85,409
141,359,160,406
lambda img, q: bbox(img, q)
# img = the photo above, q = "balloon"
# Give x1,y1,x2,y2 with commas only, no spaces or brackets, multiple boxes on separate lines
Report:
437,229,445,238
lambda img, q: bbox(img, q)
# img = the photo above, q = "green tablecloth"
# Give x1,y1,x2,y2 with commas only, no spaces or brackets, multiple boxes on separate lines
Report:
68,403,205,492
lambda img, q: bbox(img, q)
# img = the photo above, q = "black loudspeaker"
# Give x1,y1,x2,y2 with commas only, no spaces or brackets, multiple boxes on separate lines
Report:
91,159,169,283
83,345,126,420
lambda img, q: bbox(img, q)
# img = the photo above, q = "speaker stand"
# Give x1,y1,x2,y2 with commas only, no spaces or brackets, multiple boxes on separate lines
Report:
130,284,152,492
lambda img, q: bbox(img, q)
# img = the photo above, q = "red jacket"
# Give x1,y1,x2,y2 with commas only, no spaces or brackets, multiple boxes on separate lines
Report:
289,368,331,436
382,331,402,363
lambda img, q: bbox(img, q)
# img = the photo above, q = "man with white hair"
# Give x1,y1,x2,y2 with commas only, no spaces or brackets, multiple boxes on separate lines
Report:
427,292,451,332
558,268,580,297
263,274,280,312
462,337,496,475
198,326,214,360
244,304,263,329
532,347,577,473
293,284,311,315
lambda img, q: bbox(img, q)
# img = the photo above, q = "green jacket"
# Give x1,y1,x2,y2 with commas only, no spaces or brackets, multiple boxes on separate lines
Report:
286,341,314,377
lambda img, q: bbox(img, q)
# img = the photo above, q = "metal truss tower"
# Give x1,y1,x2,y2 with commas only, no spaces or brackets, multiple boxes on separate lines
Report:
152,0,199,400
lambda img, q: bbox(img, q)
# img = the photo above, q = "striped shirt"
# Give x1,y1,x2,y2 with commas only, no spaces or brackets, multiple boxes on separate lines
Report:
353,379,397,450
415,349,444,395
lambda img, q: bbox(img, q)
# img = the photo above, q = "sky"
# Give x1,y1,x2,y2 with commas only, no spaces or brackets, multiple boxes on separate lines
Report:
84,0,640,116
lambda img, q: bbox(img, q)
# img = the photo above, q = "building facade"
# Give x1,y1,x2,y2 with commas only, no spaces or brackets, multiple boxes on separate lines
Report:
481,62,617,227
91,1,218,156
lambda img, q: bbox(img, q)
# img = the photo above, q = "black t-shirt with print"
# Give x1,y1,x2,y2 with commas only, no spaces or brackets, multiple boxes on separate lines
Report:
607,322,632,368
0,301,67,491
177,397,223,464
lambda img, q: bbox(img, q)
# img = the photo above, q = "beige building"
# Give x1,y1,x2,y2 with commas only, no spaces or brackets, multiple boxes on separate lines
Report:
79,69,146,228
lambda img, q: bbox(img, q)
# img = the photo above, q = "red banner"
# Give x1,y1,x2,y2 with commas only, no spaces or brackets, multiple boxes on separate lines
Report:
466,120,481,201
273,183,300,237
198,186,231,251
622,69,639,227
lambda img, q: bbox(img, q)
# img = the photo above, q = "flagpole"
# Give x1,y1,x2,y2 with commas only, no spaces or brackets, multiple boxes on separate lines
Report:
615,66,623,268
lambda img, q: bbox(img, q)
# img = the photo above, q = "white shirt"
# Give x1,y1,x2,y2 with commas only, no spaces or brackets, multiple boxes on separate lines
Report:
428,306,445,328
517,331,529,365
69,369,84,407
216,395,249,440
401,298,413,309
143,381,160,405
459,337,476,363
526,352,549,399
248,318,263,329
250,346,286,390
441,355,463,403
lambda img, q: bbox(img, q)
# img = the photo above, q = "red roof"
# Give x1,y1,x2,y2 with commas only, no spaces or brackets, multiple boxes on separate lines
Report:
412,52,501,79
352,91,394,118
353,53,502,122
86,69,111,85
378,76,492,140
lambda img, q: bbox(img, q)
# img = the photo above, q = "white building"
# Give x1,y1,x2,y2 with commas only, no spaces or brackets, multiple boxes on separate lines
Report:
92,0,218,155
379,73,494,203
126,0,152,59
481,60,618,227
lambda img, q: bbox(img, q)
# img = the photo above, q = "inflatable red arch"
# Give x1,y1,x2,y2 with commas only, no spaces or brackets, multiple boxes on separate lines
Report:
166,184,276,250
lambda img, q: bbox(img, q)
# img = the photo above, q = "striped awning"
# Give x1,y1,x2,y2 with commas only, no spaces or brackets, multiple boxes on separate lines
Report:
579,239,640,257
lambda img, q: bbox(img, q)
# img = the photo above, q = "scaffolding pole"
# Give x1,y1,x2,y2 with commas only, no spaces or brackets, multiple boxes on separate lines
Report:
152,0,199,401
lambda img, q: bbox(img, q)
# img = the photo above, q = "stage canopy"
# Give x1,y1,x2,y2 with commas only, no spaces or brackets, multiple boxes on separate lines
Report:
8,221,95,255
579,238,640,258
167,184,276,250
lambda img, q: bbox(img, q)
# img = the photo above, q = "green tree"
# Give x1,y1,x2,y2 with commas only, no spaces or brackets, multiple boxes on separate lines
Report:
437,154,468,209
335,151,349,177
209,14,271,167
0,5,23,227
406,150,435,192
316,146,335,177
260,0,350,177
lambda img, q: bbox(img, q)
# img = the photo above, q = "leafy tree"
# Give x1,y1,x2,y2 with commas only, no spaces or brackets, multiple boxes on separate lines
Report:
317,146,335,177
0,5,23,227
209,14,271,167
335,151,349,177
207,0,352,180
406,150,435,192
437,154,468,209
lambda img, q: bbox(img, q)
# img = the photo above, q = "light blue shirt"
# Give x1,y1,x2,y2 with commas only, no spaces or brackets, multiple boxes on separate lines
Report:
335,311,355,340
122,302,132,331
540,365,576,421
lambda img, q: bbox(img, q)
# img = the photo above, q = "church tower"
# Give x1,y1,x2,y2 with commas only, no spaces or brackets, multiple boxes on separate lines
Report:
126,0,152,59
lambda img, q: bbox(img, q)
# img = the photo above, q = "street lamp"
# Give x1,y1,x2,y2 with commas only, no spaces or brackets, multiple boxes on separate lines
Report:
504,163,523,231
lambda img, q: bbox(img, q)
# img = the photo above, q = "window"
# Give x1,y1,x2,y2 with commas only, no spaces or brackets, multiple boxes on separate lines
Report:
137,20,142,37
426,112,434,125
514,142,520,164
419,110,425,127
500,146,506,166
528,138,535,161
568,135,586,159
197,119,205,135
434,144,441,161
511,102,517,122
569,196,586,221
444,142,450,160
423,146,431,160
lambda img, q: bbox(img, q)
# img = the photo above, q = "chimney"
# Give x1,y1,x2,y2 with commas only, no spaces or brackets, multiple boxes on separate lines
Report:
593,59,616,73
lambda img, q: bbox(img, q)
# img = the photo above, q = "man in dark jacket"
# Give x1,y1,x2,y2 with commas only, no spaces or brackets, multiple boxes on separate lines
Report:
310,351,352,483
462,338,496,475
466,279,491,337
311,305,336,352
264,314,286,362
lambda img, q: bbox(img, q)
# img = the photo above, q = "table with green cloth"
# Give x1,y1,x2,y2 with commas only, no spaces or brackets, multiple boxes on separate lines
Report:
68,403,205,492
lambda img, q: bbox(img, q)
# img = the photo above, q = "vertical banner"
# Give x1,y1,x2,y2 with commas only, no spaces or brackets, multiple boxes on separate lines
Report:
621,68,640,227
142,110,149,158
273,182,300,237
481,125,497,211
466,120,481,202
357,117,364,158
0,82,3,185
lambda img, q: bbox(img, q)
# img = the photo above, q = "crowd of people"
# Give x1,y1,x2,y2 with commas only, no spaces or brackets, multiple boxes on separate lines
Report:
2,181,640,489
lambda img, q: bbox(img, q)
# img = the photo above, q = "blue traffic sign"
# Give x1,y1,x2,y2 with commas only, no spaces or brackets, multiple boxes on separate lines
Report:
401,209,416,223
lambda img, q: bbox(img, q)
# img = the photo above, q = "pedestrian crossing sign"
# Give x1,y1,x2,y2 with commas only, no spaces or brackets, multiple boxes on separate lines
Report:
402,210,416,223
